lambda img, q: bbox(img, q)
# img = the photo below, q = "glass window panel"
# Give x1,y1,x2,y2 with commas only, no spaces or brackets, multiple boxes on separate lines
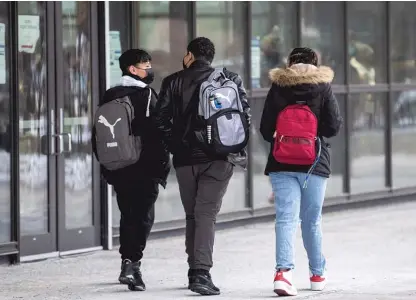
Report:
326,95,346,197
302,2,345,84
108,2,131,87
392,89,416,188
195,1,226,14
121,2,190,223
136,2,189,90
250,94,273,208
0,2,11,242
196,1,246,211
138,1,169,14
17,2,48,235
348,2,387,84
391,2,416,84
350,93,386,193
251,2,297,88
62,1,94,229
196,1,245,82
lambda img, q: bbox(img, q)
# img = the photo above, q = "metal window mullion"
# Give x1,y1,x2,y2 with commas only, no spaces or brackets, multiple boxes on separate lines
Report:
385,1,393,189
344,1,351,195
243,1,253,211
8,0,20,264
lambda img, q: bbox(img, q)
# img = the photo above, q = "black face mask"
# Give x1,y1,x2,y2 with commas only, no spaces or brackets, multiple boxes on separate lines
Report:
141,68,154,84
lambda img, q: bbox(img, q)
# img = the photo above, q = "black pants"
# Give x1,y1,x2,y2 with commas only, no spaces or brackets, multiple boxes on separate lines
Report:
114,179,159,262
175,161,233,271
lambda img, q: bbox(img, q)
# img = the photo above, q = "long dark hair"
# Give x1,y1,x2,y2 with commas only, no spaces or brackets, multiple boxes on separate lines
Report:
288,47,318,66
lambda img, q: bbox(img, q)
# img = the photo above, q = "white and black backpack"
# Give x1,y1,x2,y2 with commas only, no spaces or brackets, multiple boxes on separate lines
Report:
93,89,152,170
198,69,249,155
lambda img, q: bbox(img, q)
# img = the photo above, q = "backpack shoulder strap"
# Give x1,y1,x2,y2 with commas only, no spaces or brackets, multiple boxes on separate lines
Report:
207,68,226,82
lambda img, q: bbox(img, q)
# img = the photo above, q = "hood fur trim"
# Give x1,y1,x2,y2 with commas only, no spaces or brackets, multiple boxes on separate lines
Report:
269,64,334,86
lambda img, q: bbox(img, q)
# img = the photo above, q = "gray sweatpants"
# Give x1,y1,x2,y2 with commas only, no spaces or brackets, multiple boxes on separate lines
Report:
176,161,233,271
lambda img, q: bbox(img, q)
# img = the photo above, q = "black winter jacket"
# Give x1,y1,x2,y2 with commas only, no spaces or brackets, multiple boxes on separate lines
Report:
260,64,343,178
92,84,171,187
154,60,251,168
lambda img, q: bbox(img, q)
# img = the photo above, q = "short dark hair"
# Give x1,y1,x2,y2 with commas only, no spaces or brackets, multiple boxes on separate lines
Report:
187,37,215,63
119,49,152,74
288,47,318,66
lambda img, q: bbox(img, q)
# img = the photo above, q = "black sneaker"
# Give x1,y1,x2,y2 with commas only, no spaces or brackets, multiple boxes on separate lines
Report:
127,262,146,291
188,269,196,289
190,269,220,296
118,259,133,285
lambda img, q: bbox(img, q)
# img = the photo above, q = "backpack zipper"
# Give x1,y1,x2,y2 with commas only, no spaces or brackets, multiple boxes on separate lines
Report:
146,88,152,117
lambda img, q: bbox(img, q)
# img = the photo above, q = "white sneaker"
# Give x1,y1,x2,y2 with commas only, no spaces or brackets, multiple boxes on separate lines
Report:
310,271,327,291
273,270,298,296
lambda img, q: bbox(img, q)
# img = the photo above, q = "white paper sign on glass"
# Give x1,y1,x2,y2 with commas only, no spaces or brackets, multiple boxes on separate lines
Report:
18,15,40,54
109,31,122,87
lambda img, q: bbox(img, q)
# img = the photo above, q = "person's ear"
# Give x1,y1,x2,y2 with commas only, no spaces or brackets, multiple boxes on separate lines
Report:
187,52,195,65
128,65,138,75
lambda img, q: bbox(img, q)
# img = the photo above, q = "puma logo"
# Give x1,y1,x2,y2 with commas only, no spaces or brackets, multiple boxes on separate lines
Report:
98,115,121,139
215,90,231,102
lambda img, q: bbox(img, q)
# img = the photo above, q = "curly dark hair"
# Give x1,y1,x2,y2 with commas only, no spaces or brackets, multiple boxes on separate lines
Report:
288,47,318,66
187,37,216,63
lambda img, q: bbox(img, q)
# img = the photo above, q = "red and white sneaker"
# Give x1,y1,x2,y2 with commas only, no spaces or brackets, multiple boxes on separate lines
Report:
310,272,327,291
273,270,298,296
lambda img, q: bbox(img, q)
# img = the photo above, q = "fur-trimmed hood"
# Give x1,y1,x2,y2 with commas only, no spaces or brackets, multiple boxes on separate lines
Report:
269,64,334,86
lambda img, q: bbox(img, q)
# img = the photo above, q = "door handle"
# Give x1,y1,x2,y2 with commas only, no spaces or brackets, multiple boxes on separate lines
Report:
58,108,72,153
41,109,64,155
61,132,72,153
41,134,63,155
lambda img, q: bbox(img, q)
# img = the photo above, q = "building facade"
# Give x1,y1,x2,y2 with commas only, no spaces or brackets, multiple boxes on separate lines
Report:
1,1,416,263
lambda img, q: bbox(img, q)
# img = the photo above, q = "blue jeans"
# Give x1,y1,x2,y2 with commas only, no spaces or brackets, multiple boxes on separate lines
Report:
270,171,327,276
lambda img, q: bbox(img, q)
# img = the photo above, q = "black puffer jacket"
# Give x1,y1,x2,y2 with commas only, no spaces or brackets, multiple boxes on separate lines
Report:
260,64,343,178
154,60,251,168
92,84,171,187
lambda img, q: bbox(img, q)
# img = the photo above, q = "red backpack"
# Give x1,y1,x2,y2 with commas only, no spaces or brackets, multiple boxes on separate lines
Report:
272,102,321,166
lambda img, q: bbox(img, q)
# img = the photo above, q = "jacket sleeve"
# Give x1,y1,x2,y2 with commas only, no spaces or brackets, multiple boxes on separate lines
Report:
153,77,174,151
260,85,279,143
224,68,251,126
320,84,343,138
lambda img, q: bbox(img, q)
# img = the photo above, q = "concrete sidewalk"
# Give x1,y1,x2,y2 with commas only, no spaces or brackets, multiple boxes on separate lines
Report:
1,201,416,300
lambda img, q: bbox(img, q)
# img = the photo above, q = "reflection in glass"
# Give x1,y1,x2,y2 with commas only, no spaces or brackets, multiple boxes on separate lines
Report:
128,2,189,223
391,2,416,84
348,2,387,84
326,95,346,196
17,2,48,236
62,2,93,229
302,2,345,84
251,2,297,88
0,2,11,242
136,2,189,90
350,93,386,193
250,95,273,208
392,90,416,187
196,1,245,82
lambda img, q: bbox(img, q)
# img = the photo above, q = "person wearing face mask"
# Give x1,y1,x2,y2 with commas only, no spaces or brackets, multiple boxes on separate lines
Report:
92,49,170,291
154,37,251,296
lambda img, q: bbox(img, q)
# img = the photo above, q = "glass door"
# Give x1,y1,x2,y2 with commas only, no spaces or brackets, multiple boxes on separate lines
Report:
55,1,101,252
18,1,57,257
